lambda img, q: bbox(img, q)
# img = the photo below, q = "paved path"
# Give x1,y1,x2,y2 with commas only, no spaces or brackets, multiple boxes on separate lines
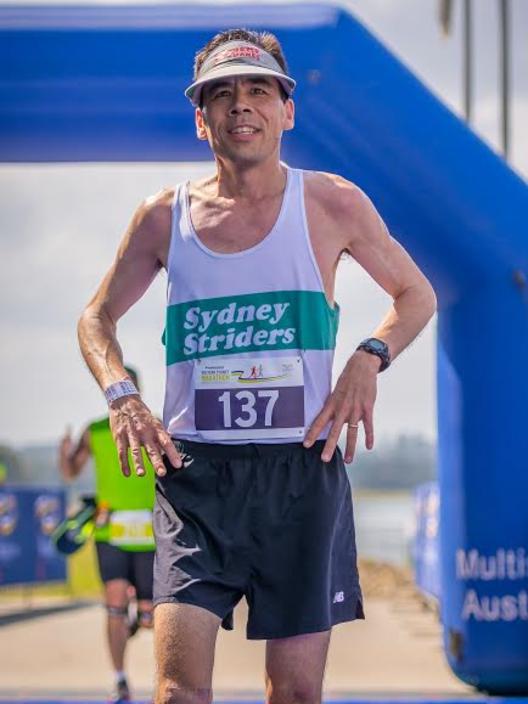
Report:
0,590,474,701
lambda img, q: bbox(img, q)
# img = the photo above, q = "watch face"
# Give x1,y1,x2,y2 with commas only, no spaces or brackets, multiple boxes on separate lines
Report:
369,339,385,351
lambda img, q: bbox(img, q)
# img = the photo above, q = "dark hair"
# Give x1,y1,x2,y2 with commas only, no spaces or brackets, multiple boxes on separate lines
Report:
193,28,290,104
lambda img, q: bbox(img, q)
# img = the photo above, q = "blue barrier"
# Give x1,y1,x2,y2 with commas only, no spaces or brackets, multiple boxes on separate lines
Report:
0,485,66,586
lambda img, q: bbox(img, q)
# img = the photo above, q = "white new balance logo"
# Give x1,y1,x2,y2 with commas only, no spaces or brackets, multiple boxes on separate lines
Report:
333,591,345,603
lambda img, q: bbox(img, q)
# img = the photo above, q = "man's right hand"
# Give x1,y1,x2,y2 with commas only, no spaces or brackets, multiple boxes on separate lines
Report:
109,396,182,477
59,427,73,462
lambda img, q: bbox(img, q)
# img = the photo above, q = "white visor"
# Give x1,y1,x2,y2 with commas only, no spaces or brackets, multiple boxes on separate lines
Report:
185,40,296,107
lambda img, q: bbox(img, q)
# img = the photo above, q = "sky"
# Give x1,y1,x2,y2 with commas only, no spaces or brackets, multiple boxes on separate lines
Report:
1,0,526,448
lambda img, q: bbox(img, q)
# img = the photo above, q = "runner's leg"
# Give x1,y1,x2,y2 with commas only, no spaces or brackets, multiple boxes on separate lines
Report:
264,630,331,704
132,549,155,629
137,598,153,628
154,603,220,704
105,578,131,672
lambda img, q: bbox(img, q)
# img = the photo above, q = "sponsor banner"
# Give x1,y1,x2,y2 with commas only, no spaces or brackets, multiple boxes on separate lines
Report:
413,481,441,601
0,486,66,586
164,290,339,365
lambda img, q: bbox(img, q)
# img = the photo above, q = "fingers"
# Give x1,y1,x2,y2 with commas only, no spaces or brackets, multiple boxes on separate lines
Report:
303,403,333,448
321,412,348,462
116,438,131,478
363,409,374,451
344,421,360,464
157,433,182,470
305,359,377,464
129,436,145,477
143,441,166,478
114,426,181,477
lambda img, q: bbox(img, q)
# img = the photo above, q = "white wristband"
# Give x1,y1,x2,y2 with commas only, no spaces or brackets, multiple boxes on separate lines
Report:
104,379,139,406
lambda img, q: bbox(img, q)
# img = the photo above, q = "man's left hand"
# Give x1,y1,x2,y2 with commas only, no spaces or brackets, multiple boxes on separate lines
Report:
303,350,379,463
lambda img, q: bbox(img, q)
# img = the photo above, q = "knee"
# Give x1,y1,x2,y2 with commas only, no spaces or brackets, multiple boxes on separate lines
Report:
105,585,128,618
105,604,128,620
155,680,212,704
266,681,321,704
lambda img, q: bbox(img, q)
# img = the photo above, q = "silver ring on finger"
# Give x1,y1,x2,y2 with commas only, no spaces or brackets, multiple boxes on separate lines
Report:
347,422,360,429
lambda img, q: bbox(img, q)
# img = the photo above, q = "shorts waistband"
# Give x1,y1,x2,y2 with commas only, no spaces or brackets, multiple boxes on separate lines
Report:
171,438,326,460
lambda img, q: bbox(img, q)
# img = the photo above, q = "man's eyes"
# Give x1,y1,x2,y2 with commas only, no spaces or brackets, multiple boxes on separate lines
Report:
212,87,268,99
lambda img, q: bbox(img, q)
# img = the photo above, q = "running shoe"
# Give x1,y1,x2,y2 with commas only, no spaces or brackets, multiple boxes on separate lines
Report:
111,676,131,703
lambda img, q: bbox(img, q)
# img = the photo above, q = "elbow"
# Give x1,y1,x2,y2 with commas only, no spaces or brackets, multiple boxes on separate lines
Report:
427,282,438,318
424,282,437,319
401,279,437,324
77,305,95,337
77,303,115,341
77,307,93,349
414,274,437,320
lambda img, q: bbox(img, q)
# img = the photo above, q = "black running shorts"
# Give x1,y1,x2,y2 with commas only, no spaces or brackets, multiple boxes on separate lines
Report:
153,439,365,640
95,541,155,601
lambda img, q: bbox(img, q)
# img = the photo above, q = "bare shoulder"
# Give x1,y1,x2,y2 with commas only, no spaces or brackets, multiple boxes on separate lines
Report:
303,170,366,218
304,171,374,257
124,187,175,266
303,170,373,251
132,187,174,239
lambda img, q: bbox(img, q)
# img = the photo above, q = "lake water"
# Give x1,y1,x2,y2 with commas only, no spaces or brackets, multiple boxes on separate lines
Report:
352,490,416,566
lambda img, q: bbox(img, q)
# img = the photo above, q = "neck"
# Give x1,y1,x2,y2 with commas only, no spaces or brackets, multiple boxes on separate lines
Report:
213,156,286,200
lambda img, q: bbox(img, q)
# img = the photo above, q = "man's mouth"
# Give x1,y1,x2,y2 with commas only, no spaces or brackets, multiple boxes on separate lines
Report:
228,126,260,135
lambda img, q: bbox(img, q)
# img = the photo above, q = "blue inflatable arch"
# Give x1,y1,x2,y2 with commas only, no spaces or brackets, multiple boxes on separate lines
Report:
2,4,528,693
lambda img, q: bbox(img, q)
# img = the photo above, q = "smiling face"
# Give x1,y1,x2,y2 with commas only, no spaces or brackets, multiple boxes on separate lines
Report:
195,75,295,167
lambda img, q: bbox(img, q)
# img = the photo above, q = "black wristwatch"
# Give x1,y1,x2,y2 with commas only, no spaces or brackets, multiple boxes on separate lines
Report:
356,337,391,372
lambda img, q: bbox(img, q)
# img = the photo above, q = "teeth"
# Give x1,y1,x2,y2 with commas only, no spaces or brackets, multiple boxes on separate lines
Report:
231,127,257,134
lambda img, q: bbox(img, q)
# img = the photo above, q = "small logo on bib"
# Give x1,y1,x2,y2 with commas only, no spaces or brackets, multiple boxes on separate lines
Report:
333,591,345,604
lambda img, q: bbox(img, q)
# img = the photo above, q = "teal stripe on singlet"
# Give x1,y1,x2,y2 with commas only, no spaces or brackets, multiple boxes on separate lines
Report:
164,289,339,365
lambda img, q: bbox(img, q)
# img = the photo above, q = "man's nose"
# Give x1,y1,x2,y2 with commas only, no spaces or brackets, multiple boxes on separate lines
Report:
228,102,252,115
228,86,252,114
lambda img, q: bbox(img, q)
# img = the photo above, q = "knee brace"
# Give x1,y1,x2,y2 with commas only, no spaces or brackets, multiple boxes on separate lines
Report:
106,605,128,620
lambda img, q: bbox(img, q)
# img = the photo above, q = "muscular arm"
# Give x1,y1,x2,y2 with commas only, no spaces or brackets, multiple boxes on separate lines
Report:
78,195,166,389
77,191,181,476
304,173,437,463
344,184,437,362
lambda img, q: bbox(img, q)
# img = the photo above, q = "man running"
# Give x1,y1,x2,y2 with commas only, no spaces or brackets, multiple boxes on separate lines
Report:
59,366,155,702
77,29,437,704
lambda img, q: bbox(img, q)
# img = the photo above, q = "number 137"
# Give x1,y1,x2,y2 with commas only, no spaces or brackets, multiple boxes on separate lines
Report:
218,390,279,428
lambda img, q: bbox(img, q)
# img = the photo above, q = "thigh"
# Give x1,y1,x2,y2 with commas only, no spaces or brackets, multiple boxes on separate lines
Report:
247,446,363,639
154,456,248,630
131,549,155,601
265,630,331,703
154,602,220,698
96,541,132,584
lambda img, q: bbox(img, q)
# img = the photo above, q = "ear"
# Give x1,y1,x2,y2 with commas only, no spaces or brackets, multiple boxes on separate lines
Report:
282,98,295,132
195,107,209,141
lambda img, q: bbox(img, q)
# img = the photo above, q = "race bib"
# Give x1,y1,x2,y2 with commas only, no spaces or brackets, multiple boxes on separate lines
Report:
194,355,305,440
109,510,154,547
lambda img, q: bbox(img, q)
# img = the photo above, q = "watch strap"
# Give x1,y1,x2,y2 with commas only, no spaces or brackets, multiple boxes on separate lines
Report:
356,338,391,372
